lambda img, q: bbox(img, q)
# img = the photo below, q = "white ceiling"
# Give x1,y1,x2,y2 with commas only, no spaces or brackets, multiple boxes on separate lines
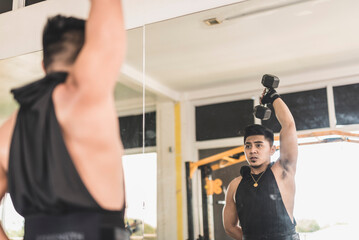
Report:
1,0,359,117
139,0,359,95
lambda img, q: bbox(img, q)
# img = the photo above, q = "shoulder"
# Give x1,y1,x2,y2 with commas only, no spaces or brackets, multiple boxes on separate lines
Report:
229,176,242,189
224,176,242,205
0,111,18,172
227,176,243,200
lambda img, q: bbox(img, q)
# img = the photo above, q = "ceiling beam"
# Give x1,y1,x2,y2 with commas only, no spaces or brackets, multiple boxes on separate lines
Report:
121,63,181,101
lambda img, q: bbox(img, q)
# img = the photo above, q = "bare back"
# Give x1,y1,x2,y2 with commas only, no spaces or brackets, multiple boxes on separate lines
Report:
49,0,127,210
0,2,126,239
53,81,125,210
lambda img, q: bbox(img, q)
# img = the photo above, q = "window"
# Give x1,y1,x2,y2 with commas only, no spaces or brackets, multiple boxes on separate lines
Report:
294,142,358,239
119,112,156,149
25,0,46,6
0,0,12,14
333,83,359,125
263,88,329,132
196,99,254,141
123,153,157,238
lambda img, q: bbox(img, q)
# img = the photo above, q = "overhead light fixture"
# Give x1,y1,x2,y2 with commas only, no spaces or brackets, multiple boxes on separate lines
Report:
203,18,223,26
203,0,318,26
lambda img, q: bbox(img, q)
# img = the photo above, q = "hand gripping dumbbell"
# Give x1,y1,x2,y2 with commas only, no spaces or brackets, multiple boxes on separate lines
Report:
253,74,280,120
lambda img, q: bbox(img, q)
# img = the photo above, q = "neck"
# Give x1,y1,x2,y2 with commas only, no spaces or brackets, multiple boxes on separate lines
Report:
251,162,270,174
45,64,72,74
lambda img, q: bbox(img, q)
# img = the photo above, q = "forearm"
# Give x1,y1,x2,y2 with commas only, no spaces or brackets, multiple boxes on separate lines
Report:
272,98,295,130
225,225,243,240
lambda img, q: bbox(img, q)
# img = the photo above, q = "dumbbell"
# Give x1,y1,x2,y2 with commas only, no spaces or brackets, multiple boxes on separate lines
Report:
253,74,280,120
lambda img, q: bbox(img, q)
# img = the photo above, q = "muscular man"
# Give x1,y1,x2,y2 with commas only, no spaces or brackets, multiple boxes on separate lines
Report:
223,87,300,240
0,0,128,239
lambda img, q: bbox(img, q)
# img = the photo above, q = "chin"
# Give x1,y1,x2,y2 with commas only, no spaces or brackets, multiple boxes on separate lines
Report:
251,164,262,169
250,160,266,169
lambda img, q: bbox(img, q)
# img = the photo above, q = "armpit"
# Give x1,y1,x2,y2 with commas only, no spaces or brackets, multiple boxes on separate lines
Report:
279,158,290,179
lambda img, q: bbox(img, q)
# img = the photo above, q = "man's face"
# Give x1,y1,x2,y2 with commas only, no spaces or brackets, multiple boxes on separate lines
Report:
244,135,275,168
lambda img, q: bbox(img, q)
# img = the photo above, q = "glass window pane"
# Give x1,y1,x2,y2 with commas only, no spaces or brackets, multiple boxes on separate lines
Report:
119,112,156,149
295,142,358,239
123,153,157,238
333,83,359,125
25,0,46,6
196,99,254,141
262,88,329,132
0,0,12,14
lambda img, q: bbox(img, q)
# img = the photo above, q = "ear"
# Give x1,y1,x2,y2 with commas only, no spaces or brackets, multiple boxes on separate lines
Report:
41,60,46,74
270,145,276,156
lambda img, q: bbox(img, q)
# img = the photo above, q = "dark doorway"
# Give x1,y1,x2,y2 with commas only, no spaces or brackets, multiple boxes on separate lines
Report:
199,147,248,240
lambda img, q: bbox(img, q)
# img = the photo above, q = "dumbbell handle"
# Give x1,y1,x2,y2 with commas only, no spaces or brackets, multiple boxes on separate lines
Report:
253,105,271,120
260,88,268,105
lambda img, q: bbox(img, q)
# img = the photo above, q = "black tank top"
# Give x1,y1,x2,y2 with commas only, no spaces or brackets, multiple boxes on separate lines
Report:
8,72,125,228
235,164,296,239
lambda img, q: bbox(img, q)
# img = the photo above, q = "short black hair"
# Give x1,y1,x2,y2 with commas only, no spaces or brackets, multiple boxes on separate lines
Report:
42,15,85,72
244,124,274,146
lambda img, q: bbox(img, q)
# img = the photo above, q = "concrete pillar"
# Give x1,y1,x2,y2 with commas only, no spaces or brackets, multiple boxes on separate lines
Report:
156,101,177,239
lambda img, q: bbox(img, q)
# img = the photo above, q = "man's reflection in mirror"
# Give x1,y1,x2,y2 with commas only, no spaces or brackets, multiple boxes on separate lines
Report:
223,88,300,240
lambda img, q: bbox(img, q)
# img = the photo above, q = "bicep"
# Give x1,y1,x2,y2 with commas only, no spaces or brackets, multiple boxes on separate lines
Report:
223,179,240,229
72,0,126,99
279,123,298,173
0,167,7,201
0,112,17,198
0,135,9,201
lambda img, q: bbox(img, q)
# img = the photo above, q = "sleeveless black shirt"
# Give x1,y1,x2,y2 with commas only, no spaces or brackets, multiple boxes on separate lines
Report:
235,164,296,240
8,72,125,228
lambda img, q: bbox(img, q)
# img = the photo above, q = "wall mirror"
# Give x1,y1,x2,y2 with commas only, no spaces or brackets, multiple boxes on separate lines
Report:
1,0,359,239
142,0,359,239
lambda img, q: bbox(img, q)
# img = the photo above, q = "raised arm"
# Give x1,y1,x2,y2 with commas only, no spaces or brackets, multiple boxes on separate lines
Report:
71,0,126,100
223,178,243,240
273,98,298,174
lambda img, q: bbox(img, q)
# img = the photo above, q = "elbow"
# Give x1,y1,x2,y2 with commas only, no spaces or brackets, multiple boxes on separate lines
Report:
223,221,231,234
288,120,296,128
223,223,235,235
286,119,296,128
224,225,243,240
224,228,232,237
223,224,230,234
224,228,232,236
281,121,296,132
